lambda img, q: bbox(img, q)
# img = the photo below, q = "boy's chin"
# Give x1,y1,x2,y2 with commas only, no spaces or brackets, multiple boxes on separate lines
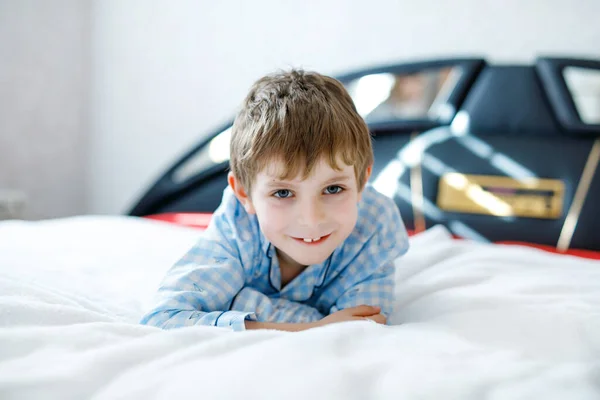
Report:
286,251,332,267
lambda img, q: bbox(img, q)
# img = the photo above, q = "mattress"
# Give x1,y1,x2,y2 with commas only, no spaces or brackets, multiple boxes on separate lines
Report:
0,216,599,399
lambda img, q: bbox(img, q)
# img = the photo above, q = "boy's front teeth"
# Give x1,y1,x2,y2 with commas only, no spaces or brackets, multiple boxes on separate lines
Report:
303,237,321,243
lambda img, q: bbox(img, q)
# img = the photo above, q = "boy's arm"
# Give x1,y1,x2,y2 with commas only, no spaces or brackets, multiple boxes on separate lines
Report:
139,249,254,331
140,189,258,332
232,287,324,323
330,261,396,319
142,269,327,332
244,320,316,331
232,288,388,331
141,242,327,331
330,191,409,320
245,305,385,331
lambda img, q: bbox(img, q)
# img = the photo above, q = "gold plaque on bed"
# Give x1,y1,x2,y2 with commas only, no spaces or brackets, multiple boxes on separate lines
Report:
437,173,565,219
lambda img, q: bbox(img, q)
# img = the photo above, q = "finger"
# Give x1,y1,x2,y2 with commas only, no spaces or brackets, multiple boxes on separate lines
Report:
348,305,381,317
366,314,387,325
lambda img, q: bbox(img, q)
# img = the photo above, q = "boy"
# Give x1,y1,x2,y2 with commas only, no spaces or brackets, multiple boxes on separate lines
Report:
140,70,409,332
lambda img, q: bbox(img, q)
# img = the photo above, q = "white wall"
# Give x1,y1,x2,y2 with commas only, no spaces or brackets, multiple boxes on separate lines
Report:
0,0,90,219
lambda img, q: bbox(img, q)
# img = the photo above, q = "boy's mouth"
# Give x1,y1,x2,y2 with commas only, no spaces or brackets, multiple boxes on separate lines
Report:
292,233,331,245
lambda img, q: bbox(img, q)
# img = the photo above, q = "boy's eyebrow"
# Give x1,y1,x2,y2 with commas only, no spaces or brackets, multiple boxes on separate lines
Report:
265,174,353,188
322,175,353,185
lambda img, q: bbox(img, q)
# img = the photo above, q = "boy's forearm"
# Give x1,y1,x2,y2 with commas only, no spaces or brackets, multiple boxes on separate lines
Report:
234,287,324,323
244,320,321,332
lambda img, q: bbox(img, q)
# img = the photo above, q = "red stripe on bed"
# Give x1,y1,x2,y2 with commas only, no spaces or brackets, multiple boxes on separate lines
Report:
496,241,600,260
144,213,213,229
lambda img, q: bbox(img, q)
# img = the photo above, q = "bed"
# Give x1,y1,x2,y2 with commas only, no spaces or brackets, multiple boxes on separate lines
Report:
2,56,600,399
1,217,599,399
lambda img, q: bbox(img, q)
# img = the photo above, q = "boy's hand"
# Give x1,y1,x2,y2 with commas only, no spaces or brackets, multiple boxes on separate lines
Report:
318,305,387,327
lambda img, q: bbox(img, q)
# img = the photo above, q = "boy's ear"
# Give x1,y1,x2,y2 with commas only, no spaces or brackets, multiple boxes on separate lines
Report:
228,172,256,214
357,165,373,202
364,164,373,184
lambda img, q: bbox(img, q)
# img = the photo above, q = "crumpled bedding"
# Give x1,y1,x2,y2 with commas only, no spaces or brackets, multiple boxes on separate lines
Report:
0,216,599,399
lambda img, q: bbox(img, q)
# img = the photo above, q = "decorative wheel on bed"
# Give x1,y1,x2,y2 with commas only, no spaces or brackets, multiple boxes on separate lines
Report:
130,57,600,252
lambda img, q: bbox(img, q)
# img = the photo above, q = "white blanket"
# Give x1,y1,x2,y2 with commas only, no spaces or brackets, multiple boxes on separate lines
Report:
0,216,599,399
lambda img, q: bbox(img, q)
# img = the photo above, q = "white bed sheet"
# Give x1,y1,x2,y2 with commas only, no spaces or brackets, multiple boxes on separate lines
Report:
0,216,599,399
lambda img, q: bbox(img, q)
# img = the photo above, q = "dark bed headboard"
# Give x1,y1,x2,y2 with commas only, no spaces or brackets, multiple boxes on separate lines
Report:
130,57,600,251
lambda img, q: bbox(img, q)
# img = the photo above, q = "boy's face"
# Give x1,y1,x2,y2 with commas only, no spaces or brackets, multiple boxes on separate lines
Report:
229,157,371,270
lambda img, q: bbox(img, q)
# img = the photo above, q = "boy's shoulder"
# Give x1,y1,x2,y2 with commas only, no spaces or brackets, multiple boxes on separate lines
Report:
352,185,408,253
204,187,261,245
358,185,401,222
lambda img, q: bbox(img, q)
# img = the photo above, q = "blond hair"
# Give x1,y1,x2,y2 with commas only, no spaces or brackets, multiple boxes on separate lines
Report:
230,69,373,193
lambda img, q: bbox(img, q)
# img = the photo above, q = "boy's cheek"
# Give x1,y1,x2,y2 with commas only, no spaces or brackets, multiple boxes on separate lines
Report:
255,208,284,231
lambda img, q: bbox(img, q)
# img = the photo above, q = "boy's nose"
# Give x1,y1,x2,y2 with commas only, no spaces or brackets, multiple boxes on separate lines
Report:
298,198,325,227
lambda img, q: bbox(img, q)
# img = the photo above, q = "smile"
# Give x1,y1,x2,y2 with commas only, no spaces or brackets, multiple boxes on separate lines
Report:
292,234,331,244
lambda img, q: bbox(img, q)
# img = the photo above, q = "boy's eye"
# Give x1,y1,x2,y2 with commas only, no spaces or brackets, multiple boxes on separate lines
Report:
273,189,293,198
324,185,343,195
